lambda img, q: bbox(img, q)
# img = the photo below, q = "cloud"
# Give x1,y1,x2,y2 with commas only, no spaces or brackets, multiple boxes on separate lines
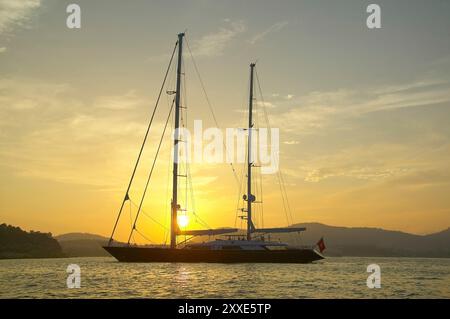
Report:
249,21,288,45
255,100,276,108
0,0,41,34
304,167,408,183
234,100,277,114
93,90,147,110
295,140,450,185
299,143,413,182
0,78,169,188
0,77,71,111
270,93,294,100
147,21,246,62
270,78,450,134
385,168,450,189
189,20,246,57
283,140,299,145
0,46,6,53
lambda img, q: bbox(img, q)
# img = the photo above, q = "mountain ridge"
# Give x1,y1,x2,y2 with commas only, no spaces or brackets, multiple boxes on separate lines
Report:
287,223,450,257
54,223,450,258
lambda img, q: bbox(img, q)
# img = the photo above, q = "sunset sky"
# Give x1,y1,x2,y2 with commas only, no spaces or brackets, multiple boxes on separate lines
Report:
1,0,450,243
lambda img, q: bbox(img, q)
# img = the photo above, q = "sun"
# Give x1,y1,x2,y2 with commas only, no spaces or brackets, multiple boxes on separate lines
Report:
177,215,189,228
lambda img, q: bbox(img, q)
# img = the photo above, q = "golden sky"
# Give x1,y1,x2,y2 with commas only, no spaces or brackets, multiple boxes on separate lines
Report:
1,0,450,243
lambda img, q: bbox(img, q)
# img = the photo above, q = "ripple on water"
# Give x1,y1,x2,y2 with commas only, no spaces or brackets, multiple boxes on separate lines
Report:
0,257,449,298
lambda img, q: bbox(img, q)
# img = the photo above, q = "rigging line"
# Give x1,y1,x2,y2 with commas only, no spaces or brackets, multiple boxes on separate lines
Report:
185,36,240,186
253,94,259,229
255,67,294,226
181,104,194,219
129,231,134,245
252,167,258,228
258,145,265,228
268,141,294,226
254,93,264,229
234,161,246,228
127,98,175,245
256,168,262,228
108,40,178,245
255,67,293,226
279,160,294,225
234,73,251,229
181,59,211,231
187,166,195,214
141,210,170,231
274,159,292,225
134,228,155,244
129,199,133,231
260,178,264,228
185,156,211,229
182,55,189,219
280,177,292,225
187,165,211,229
129,199,169,231
253,102,294,228
163,106,174,245
186,163,210,229
279,168,294,224
254,153,264,228
233,132,246,228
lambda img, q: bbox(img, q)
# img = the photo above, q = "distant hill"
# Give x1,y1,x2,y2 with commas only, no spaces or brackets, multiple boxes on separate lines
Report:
55,233,111,257
56,232,110,242
190,223,450,258
56,224,450,258
0,224,64,259
283,223,450,258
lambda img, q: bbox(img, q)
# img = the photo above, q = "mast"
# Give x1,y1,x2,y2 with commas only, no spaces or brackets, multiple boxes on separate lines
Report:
246,63,256,241
171,33,184,249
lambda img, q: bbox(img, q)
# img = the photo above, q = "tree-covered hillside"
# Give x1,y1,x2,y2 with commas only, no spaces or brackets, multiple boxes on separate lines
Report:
0,224,64,259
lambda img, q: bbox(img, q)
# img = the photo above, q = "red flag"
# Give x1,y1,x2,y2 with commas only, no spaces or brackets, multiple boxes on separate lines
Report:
316,237,326,253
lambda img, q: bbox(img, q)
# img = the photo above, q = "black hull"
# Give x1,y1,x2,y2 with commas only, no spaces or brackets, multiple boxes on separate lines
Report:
103,246,324,264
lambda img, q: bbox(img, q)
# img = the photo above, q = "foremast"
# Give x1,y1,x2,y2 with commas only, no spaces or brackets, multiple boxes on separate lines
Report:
246,63,256,240
171,32,184,249
243,63,307,238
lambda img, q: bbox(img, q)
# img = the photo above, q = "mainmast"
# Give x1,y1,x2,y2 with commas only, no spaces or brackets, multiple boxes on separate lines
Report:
246,63,256,240
171,33,184,249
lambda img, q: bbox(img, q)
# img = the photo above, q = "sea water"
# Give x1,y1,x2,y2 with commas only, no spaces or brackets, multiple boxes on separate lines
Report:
0,257,449,298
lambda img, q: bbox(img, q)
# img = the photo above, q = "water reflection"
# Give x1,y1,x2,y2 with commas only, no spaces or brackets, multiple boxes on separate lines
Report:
0,257,449,298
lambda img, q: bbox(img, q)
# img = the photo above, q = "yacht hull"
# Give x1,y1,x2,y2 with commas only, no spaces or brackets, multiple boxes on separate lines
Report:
103,246,324,263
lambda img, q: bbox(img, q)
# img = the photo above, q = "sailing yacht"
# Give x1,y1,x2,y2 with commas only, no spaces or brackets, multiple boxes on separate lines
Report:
103,33,324,263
